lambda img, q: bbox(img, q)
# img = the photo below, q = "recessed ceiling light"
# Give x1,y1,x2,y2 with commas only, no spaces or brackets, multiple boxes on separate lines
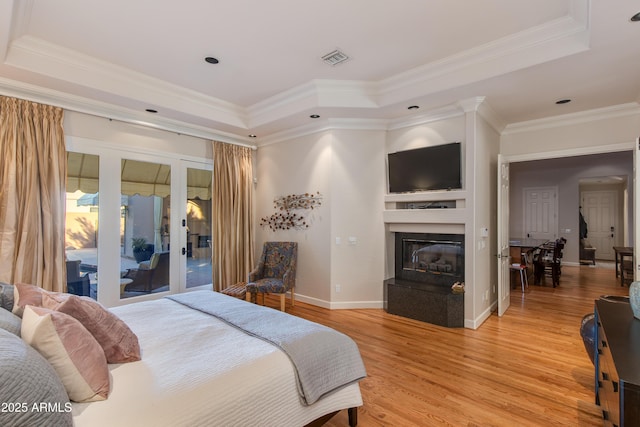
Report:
631,12,640,21
204,57,219,64
248,134,257,138
310,114,320,119
408,105,419,110
145,108,158,113
555,99,571,105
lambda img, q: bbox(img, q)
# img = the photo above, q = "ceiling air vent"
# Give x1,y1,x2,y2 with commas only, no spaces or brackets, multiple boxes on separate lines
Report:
321,49,350,66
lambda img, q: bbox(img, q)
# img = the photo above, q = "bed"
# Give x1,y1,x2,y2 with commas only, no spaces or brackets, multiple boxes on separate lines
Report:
0,286,365,427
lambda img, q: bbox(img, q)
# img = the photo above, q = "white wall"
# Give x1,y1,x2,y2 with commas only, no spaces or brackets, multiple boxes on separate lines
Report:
329,129,386,306
501,109,640,158
255,128,386,308
470,113,500,325
387,116,465,155
255,132,333,303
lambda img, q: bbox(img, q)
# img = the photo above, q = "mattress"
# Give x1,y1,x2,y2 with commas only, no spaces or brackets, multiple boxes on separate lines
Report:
72,295,362,427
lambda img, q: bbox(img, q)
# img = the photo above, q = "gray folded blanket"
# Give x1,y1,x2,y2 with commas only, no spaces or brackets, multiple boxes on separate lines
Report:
167,291,366,405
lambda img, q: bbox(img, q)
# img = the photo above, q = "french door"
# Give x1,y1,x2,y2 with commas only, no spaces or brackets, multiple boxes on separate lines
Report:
66,140,212,307
179,161,213,293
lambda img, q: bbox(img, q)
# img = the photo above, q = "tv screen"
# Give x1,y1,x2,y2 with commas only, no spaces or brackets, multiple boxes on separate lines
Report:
388,142,462,193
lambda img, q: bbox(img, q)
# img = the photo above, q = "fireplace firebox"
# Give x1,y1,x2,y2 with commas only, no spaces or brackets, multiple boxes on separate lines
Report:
396,232,464,286
385,232,464,327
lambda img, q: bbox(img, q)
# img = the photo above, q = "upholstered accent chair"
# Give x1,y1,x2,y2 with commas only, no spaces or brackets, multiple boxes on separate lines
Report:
246,242,297,312
123,251,170,293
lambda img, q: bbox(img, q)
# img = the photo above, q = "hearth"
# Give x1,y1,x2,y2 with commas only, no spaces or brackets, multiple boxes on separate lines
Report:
386,232,465,327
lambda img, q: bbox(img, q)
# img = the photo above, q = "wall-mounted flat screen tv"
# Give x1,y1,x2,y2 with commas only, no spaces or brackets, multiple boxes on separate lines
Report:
388,142,462,193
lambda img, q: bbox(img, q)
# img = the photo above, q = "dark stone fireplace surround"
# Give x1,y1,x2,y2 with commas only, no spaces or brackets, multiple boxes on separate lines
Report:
385,232,465,328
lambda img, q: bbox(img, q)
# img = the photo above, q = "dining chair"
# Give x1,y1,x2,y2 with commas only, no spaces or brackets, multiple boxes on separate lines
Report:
510,252,529,292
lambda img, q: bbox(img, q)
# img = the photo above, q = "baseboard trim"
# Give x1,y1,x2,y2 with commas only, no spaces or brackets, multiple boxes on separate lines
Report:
294,293,384,309
465,303,495,330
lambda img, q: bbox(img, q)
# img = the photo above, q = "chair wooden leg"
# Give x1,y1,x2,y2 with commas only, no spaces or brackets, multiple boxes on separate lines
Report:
279,294,285,312
290,287,295,307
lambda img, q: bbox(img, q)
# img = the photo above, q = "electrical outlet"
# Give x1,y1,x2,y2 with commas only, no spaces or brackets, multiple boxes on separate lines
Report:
335,284,341,293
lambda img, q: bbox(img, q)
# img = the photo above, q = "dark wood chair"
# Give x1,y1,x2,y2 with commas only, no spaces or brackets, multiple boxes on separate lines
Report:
534,238,566,287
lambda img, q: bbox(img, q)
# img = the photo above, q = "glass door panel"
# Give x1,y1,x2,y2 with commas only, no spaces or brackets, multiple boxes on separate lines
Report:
120,159,171,299
65,152,99,299
186,167,212,289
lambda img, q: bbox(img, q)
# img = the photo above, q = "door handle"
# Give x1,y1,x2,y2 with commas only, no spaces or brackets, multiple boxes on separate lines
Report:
182,247,186,255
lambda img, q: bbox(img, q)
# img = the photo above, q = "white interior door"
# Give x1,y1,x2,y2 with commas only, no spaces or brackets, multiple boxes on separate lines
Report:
497,155,510,316
523,186,557,241
581,190,618,261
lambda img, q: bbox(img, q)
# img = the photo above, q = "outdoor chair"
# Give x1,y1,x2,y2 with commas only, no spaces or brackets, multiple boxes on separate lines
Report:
123,251,170,293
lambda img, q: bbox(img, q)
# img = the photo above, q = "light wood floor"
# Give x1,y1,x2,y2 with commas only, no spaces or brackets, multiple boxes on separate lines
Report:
276,264,629,426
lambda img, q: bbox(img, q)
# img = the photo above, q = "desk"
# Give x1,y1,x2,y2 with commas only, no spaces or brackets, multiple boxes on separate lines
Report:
613,246,634,286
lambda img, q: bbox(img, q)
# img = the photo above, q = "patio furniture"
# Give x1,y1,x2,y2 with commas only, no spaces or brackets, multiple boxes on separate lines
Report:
123,251,170,293
66,259,90,296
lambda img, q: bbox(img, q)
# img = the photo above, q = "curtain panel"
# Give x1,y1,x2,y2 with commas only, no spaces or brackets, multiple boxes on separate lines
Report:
0,96,66,291
212,141,254,291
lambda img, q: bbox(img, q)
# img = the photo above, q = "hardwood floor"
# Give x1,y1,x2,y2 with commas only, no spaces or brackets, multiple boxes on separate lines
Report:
279,264,629,426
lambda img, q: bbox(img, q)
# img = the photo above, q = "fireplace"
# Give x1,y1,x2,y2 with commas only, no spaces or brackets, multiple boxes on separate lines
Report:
385,232,464,327
395,232,464,286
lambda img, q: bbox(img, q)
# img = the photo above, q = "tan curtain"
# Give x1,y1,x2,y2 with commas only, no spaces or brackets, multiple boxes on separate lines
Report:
0,96,66,291
212,141,254,291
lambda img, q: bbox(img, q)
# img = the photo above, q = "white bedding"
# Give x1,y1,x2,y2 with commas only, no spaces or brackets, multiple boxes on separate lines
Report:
72,296,362,427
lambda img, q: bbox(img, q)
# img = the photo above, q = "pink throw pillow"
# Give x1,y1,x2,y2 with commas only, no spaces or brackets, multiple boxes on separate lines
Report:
21,305,110,402
13,283,141,363
53,295,141,363
12,283,67,317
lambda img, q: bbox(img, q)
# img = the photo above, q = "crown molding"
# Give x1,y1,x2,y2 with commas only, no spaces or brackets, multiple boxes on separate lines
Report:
376,7,590,106
6,35,249,128
3,1,590,139
257,118,388,147
0,76,256,147
502,103,640,135
503,141,633,164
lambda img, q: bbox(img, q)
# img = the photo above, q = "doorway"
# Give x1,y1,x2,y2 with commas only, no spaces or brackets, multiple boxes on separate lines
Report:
508,151,632,266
